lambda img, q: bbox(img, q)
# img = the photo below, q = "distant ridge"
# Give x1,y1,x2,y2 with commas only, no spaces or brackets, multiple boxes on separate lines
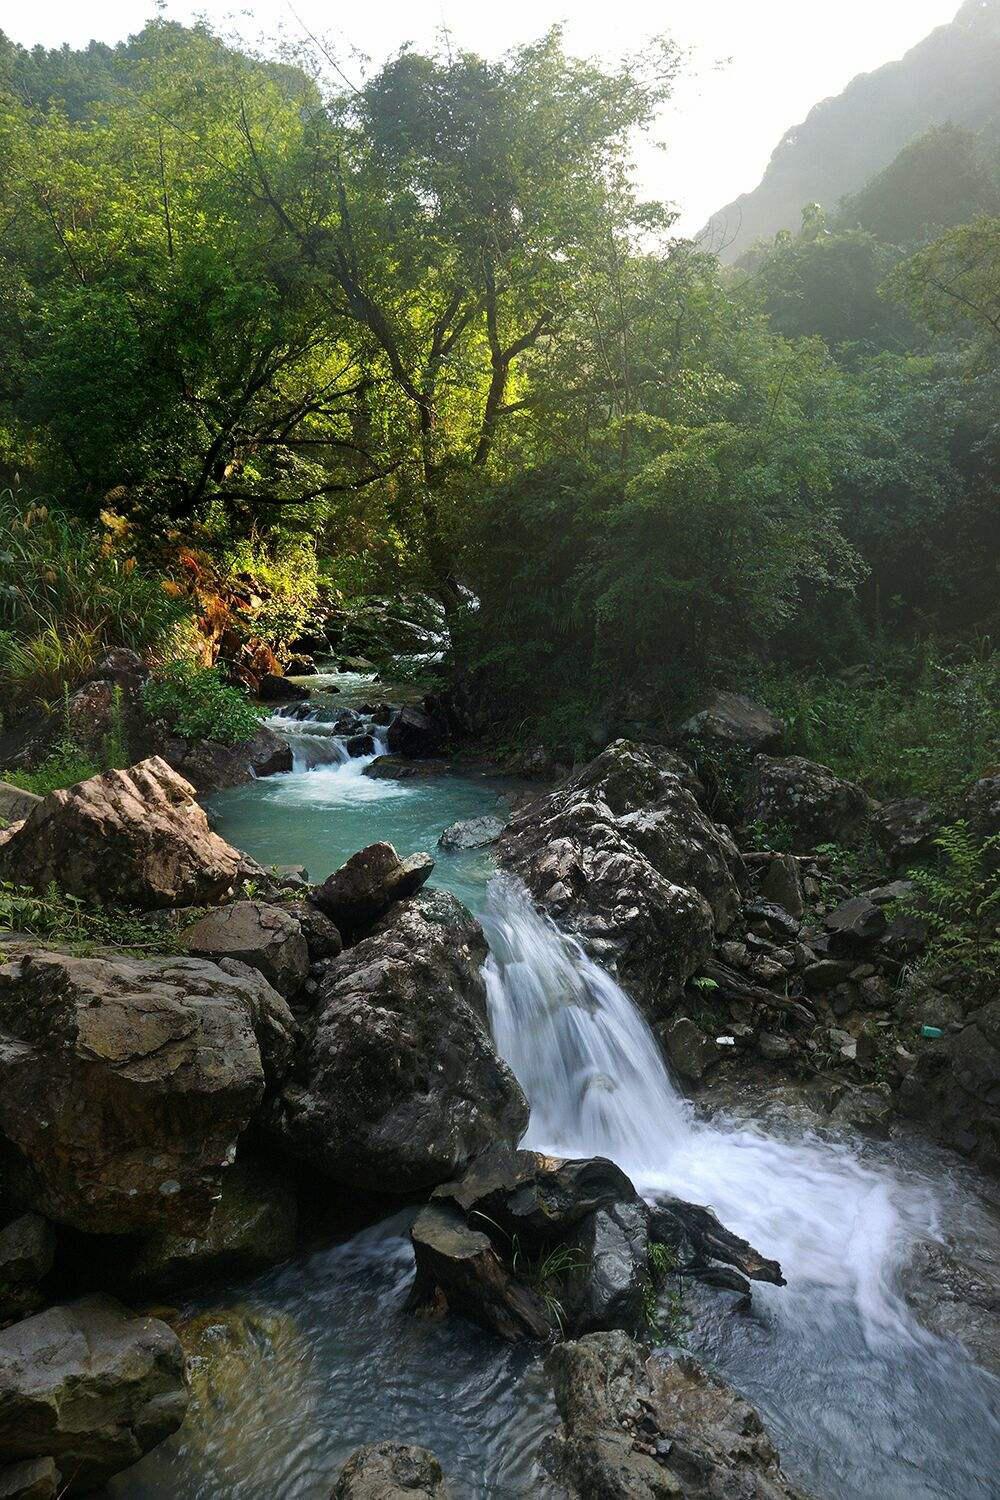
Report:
701,0,1000,263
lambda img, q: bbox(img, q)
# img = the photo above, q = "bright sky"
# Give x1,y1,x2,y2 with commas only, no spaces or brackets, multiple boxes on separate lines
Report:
5,0,962,233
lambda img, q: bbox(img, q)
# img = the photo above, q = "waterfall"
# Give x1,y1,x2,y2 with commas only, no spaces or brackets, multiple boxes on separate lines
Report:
264,704,388,773
482,875,939,1342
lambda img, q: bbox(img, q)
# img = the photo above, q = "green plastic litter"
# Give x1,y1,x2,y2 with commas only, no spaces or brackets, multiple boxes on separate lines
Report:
921,1025,944,1039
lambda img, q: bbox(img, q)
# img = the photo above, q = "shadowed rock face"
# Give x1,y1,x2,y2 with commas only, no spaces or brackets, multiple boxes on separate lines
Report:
679,690,785,753
311,841,434,940
744,755,872,852
0,758,241,909
545,1330,807,1499
0,1295,189,1494
499,740,744,1016
332,1442,451,1499
0,948,295,1235
182,900,310,998
271,890,528,1193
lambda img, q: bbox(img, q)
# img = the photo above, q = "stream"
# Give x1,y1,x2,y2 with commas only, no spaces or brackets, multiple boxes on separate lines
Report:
114,674,1000,1500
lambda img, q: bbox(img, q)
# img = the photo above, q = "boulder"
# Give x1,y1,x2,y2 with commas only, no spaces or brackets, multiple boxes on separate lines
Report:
64,680,121,750
364,756,450,781
499,741,743,1017
438,815,506,851
286,901,343,961
899,1000,1000,1172
663,1017,717,1083
0,758,241,909
149,725,292,793
409,1204,554,1342
873,797,940,867
311,842,434,940
824,896,887,954
93,647,146,691
679,690,784,752
271,891,528,1193
0,1294,188,1494
0,785,40,829
258,673,309,703
124,1157,298,1293
561,1199,650,1337
0,948,295,1234
0,1216,55,1327
545,1331,806,1499
182,901,309,998
332,1442,451,1500
759,854,805,918
345,733,376,757
386,705,446,758
744,755,872,851
0,1458,58,1499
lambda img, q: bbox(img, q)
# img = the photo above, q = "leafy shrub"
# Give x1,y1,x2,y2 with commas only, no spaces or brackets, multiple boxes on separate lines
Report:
0,879,174,951
142,660,261,745
903,823,1000,979
0,495,190,704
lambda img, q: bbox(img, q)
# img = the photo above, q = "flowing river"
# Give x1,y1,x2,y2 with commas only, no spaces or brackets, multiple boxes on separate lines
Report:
114,678,1000,1500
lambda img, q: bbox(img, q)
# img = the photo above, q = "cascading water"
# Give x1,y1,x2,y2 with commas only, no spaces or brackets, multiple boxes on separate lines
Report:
482,875,1000,1500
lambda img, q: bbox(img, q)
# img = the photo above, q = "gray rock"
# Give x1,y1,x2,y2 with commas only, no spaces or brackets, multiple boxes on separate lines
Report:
499,741,743,1018
272,891,527,1193
145,725,293,793
364,756,451,781
182,900,309,998
0,948,295,1234
824,896,887,953
0,1295,188,1493
387,705,446,758
0,785,41,829
760,854,805,918
0,1457,58,1499
759,1031,793,1062
285,901,343,960
545,1331,806,1498
873,798,940,867
562,1201,650,1336
679,690,784,752
0,758,242,909
902,1239,1000,1377
803,958,854,990
438,815,505,851
0,1216,55,1327
899,1000,1000,1171
745,755,872,851
124,1157,298,1293
332,1442,451,1499
311,842,434,939
663,1016,716,1082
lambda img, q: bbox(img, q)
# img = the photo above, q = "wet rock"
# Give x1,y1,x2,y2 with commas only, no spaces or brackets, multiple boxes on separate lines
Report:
663,1017,716,1082
562,1200,650,1336
0,758,241,909
124,1158,297,1293
828,1084,893,1138
258,673,309,702
678,690,784,752
499,741,743,1016
760,854,805,918
899,1000,1000,1171
150,726,293,793
438,815,505,851
902,1239,1000,1377
339,655,377,673
182,900,310,998
409,1203,553,1342
0,785,41,828
744,755,872,851
824,897,887,954
0,948,295,1234
759,1031,793,1062
345,733,376,757
873,798,939,867
0,1216,55,1327
545,1331,806,1499
272,892,528,1193
0,1294,188,1493
0,1457,58,1498
387,705,446,758
364,756,451,781
332,1442,451,1499
311,842,434,940
648,1199,785,1286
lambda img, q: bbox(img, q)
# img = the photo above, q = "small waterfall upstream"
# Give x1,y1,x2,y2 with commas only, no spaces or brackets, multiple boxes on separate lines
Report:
482,876,1000,1500
264,698,390,774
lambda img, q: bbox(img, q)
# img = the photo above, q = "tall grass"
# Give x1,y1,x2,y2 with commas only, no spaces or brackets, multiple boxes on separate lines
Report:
0,494,190,706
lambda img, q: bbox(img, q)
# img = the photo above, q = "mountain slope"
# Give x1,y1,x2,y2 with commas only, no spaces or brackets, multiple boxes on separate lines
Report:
702,0,1000,263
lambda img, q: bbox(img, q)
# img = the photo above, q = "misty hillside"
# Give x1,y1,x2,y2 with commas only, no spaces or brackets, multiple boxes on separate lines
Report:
702,0,1000,262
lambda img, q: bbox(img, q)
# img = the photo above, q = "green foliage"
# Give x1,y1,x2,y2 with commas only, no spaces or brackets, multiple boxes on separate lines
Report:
142,660,261,746
3,739,103,797
0,879,174,951
903,824,1000,978
644,1241,685,1343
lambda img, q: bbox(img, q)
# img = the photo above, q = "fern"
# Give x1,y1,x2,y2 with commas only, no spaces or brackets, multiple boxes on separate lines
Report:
903,823,1000,978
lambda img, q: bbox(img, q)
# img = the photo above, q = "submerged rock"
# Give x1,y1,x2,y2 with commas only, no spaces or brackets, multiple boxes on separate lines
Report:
744,755,872,852
499,740,743,1017
364,756,451,781
332,1442,451,1499
271,891,528,1193
0,758,241,909
545,1330,807,1498
0,948,295,1234
0,1295,188,1494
